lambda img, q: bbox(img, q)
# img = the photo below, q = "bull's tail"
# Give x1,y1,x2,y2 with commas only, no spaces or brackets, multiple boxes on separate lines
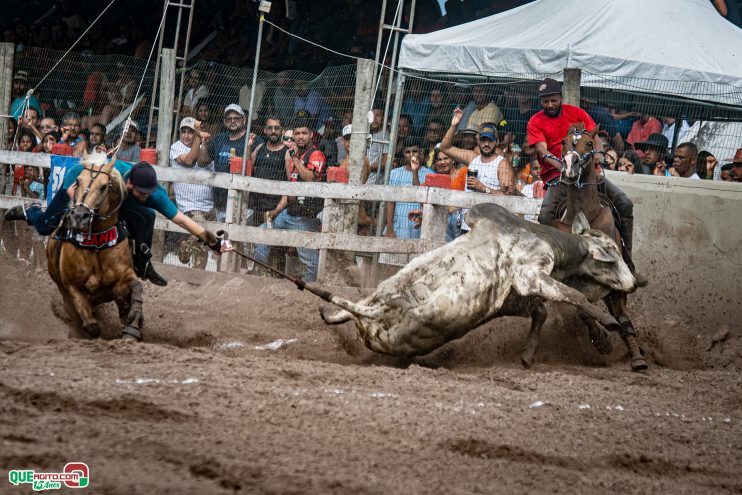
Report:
306,285,379,319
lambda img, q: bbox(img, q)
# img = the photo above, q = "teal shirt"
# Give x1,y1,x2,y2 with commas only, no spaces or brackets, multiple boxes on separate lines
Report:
62,160,179,219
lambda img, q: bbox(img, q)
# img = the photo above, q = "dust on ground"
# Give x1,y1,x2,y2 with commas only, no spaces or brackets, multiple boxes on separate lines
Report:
1,253,741,494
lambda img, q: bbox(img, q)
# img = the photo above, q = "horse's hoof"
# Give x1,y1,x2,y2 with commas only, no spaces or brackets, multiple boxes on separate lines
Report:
121,334,139,343
631,357,648,371
82,323,101,338
520,350,535,369
122,326,143,341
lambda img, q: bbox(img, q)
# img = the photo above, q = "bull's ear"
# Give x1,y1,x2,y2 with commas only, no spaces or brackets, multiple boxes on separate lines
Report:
590,245,615,263
571,211,591,235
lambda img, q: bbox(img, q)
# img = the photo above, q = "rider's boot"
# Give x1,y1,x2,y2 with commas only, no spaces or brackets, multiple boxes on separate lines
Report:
132,242,168,286
4,205,28,222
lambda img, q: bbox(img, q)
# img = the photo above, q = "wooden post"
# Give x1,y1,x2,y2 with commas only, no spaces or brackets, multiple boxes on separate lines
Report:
419,202,448,243
317,58,374,284
563,68,581,107
0,43,14,197
151,48,176,262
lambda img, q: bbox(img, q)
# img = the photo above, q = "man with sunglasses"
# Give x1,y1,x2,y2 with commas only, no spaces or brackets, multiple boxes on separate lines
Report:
247,116,288,227
197,104,263,220
82,123,107,155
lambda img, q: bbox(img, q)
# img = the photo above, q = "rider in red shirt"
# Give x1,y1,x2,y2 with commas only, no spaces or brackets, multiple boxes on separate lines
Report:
527,78,646,287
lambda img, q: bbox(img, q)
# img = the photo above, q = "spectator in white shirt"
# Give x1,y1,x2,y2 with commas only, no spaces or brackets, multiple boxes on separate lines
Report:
169,117,215,269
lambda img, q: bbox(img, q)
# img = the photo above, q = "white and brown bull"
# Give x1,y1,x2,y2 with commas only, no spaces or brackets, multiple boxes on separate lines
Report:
316,203,637,368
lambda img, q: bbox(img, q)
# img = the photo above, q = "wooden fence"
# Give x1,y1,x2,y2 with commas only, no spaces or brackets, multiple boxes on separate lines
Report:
0,150,541,273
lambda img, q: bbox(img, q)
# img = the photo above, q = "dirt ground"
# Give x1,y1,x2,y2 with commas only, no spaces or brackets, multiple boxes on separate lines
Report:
1,252,741,495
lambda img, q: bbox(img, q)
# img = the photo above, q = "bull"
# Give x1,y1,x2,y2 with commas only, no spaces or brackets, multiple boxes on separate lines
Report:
318,203,637,368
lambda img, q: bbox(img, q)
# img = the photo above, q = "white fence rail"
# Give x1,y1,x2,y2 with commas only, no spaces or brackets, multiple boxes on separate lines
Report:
0,150,542,257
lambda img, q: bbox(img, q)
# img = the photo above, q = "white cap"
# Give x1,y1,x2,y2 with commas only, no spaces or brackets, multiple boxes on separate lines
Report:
180,117,197,130
342,124,352,137
224,103,245,116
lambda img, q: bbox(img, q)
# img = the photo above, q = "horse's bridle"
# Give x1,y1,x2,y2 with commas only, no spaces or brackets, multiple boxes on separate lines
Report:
559,129,598,188
72,166,125,234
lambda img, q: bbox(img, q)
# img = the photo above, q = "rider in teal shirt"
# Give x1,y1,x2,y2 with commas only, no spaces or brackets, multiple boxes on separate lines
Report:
6,160,224,286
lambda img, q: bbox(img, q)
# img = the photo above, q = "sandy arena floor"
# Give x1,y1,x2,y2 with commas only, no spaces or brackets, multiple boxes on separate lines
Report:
1,253,740,494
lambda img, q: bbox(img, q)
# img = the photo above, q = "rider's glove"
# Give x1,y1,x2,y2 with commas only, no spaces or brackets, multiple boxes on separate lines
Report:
196,229,222,253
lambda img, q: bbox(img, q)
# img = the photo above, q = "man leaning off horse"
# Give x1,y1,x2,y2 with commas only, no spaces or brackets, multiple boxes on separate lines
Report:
5,159,228,286
526,78,647,287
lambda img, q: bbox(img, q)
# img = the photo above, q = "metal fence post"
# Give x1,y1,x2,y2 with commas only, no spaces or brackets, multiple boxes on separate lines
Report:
0,43,14,197
151,48,176,262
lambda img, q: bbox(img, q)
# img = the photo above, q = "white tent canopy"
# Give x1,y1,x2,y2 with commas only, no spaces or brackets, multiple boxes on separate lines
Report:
399,0,742,107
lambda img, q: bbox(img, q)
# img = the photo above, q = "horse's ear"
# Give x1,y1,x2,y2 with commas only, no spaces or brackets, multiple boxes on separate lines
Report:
102,156,116,174
571,211,591,236
591,124,601,138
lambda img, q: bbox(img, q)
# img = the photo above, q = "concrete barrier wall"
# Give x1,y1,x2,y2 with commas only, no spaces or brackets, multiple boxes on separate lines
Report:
606,172,742,334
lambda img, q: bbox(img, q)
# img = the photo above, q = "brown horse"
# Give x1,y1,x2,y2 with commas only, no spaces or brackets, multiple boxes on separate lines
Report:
46,152,144,341
551,124,647,371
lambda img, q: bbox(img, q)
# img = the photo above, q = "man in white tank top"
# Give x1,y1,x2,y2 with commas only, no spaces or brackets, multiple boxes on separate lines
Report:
440,108,518,195
440,109,520,232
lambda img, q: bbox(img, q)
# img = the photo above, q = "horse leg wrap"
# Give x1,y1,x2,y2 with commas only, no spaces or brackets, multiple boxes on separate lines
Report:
124,280,144,340
617,316,647,371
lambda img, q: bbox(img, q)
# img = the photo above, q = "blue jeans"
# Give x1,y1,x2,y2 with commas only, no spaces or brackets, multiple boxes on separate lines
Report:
254,210,320,282
25,187,70,236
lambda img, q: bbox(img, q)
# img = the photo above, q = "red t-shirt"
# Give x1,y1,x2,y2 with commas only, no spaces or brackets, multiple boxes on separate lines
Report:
289,148,326,182
527,104,596,183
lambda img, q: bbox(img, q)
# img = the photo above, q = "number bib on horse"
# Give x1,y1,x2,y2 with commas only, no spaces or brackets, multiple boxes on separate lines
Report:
55,222,129,251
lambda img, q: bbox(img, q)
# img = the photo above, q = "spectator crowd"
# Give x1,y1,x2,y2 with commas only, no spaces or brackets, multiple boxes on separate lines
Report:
2,0,740,280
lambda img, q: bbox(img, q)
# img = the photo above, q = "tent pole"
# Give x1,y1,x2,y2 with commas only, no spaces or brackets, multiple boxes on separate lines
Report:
563,68,581,106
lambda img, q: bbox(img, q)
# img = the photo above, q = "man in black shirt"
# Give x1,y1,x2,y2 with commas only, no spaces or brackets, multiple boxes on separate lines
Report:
248,116,288,227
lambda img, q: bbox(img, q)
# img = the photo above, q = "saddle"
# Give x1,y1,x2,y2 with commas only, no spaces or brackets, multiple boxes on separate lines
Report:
54,221,129,252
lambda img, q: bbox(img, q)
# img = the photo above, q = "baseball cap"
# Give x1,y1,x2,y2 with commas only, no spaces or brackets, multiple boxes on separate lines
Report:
13,70,28,82
224,103,245,116
634,133,669,152
342,124,352,137
295,109,312,119
180,117,197,130
458,126,478,135
478,122,498,140
538,78,562,97
130,162,158,194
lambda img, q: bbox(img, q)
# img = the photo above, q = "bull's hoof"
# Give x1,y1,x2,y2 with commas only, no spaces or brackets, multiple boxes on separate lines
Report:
319,305,335,324
631,357,648,371
588,324,613,355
